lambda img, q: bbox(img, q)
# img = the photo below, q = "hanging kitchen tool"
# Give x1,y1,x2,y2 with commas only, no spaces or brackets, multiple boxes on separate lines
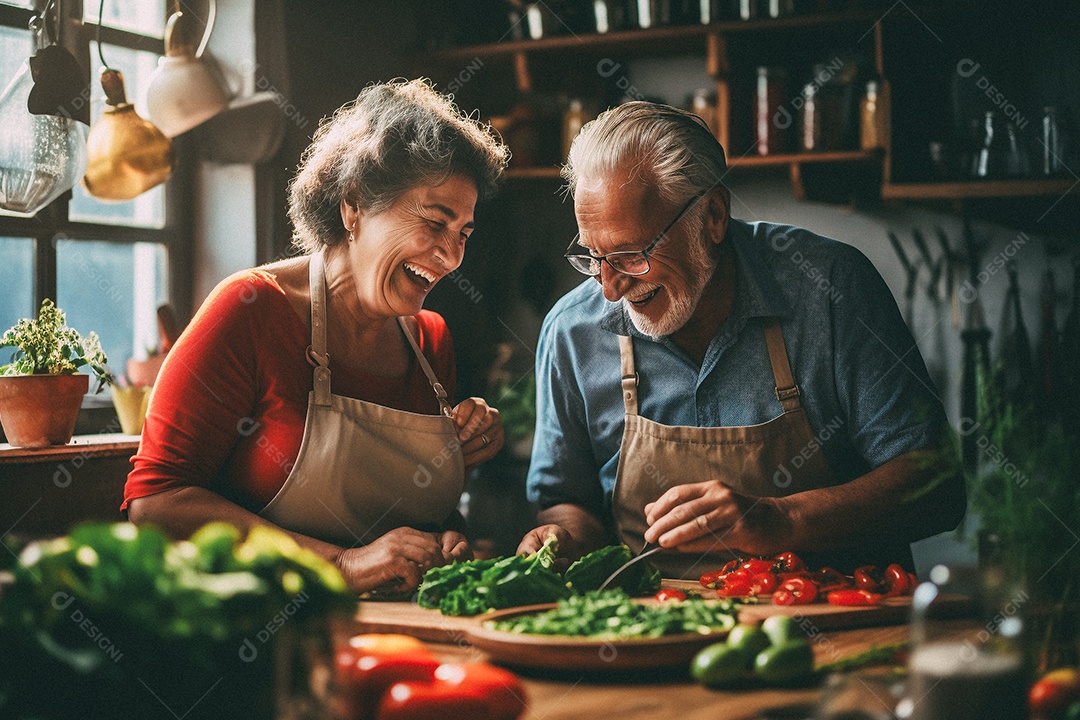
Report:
911,228,947,396
959,218,991,473
997,260,1035,410
0,1,89,214
1059,258,1080,442
887,230,919,329
1036,268,1060,423
82,0,173,200
934,226,961,329
145,0,227,138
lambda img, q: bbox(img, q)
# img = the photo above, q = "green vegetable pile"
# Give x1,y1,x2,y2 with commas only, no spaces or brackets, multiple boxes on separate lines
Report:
690,615,816,688
489,589,738,639
0,521,356,720
417,537,660,616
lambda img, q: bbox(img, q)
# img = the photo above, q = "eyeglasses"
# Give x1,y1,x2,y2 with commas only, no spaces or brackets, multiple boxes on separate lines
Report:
563,192,706,277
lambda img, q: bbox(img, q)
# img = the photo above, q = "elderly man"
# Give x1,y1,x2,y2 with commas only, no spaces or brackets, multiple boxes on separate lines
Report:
517,102,964,578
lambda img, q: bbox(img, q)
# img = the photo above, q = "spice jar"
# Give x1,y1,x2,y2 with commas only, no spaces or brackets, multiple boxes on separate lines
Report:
860,79,884,149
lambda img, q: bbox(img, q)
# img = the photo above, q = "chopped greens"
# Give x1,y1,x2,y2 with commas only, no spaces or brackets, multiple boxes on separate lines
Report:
416,537,662,616
489,589,738,639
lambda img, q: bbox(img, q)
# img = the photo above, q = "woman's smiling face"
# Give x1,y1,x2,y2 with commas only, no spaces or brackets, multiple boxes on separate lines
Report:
341,174,478,318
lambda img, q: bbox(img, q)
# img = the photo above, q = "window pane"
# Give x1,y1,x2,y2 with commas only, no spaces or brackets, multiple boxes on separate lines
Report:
84,0,165,39
0,237,34,349
70,44,166,228
56,239,168,380
0,1,34,9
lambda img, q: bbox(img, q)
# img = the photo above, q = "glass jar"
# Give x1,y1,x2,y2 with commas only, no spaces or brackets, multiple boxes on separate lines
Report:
899,565,1028,720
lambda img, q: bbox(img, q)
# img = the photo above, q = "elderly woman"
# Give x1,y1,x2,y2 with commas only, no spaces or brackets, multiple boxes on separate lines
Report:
125,80,509,594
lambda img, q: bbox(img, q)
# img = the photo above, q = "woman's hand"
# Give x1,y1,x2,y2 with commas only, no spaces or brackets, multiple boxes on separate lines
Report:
451,396,503,470
335,527,464,595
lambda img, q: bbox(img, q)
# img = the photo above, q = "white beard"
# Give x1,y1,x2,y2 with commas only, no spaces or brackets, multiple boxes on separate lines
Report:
623,231,717,338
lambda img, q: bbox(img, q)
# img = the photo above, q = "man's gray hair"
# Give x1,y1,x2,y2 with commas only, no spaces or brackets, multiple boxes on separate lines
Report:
289,78,508,253
562,101,729,206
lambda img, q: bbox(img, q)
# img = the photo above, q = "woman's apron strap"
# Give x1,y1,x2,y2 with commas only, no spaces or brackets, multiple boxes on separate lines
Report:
398,316,454,418
307,252,332,407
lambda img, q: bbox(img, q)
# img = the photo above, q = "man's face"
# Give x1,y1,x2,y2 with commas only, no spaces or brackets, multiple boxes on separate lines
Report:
574,175,718,337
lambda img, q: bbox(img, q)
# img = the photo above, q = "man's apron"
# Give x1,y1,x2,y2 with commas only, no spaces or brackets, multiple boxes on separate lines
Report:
260,252,465,547
612,318,836,578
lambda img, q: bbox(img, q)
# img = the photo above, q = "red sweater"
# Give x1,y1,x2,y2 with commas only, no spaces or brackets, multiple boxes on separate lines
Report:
124,270,456,512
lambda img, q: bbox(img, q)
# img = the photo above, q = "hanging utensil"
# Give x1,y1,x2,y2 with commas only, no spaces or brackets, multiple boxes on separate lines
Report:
597,542,661,591
959,217,992,473
934,227,960,328
888,230,919,328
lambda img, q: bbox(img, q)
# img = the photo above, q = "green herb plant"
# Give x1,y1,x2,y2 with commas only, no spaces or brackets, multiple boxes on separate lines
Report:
417,536,661,616
963,357,1079,672
0,298,112,391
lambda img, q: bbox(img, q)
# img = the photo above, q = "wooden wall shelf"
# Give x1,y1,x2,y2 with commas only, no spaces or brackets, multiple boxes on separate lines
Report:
881,178,1078,200
428,12,882,62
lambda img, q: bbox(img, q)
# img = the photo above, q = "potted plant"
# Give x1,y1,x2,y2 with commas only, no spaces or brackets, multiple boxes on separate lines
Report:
0,298,112,448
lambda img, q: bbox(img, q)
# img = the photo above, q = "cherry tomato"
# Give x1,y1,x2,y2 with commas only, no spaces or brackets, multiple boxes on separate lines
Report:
725,568,753,585
699,571,723,588
853,565,884,593
882,563,913,597
816,567,853,593
655,588,687,602
741,558,777,575
750,572,778,595
717,581,753,598
773,577,818,605
774,552,806,573
826,589,883,606
772,589,795,606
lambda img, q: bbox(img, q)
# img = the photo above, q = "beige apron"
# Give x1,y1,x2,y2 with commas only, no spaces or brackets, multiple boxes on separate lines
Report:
260,252,465,548
612,318,835,578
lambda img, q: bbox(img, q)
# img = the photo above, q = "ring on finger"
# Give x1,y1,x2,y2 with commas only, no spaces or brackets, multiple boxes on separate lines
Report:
480,433,489,446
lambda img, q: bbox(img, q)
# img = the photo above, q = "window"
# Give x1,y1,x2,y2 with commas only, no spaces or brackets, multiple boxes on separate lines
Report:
0,2,186,392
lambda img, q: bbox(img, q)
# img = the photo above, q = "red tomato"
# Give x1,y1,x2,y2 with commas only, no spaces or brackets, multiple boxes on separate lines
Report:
717,581,753,598
772,589,795,606
741,558,777,575
699,571,723,588
826,589,883,606
1029,668,1080,719
775,577,818,605
882,564,913,597
655,588,688,602
774,552,806,573
816,567,853,593
750,572,778,595
853,565,884,593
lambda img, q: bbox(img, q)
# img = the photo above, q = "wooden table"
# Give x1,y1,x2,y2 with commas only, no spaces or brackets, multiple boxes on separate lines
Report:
354,591,977,720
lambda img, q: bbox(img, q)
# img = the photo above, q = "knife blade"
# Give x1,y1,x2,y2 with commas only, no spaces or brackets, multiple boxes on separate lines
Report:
598,543,662,591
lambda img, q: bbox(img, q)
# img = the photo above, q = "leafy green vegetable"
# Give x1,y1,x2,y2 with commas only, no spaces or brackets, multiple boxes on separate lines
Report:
489,589,737,639
564,544,661,595
417,534,569,616
0,522,354,720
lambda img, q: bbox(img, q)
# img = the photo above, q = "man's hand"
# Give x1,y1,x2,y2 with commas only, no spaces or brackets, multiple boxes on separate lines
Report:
642,480,794,556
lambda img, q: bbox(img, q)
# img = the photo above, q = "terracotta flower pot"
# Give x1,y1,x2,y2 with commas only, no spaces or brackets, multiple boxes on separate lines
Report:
0,373,89,448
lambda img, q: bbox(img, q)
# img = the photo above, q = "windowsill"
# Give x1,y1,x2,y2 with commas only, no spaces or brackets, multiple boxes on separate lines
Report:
0,433,141,464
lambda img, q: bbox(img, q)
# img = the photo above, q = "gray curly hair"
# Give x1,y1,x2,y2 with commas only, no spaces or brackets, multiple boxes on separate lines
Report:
288,79,509,252
562,101,729,211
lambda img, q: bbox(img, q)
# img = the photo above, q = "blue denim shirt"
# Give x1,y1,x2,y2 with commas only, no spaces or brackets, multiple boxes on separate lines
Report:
527,218,946,519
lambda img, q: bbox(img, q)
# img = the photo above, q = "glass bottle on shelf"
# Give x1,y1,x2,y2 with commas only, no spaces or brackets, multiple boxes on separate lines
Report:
859,80,881,149
800,82,820,151
1041,106,1068,176
976,111,1029,178
755,67,787,155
